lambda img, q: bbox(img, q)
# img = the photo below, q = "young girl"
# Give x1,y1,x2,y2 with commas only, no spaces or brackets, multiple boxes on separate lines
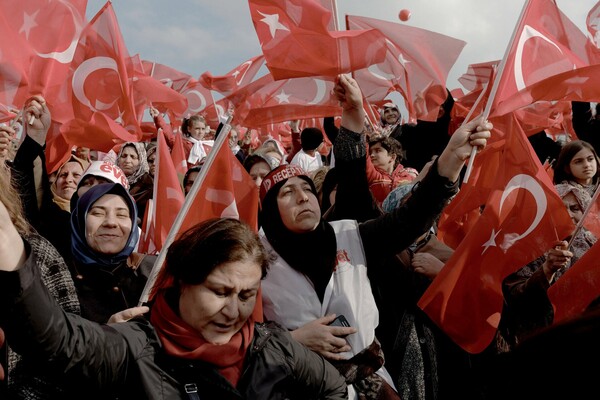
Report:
553,140,600,196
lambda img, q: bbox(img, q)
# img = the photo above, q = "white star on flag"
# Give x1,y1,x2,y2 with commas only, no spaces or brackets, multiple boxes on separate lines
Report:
275,90,291,104
481,228,501,254
19,10,40,40
258,11,289,38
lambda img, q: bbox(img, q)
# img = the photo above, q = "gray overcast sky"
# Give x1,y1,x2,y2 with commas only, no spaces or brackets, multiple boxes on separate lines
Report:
85,1,598,98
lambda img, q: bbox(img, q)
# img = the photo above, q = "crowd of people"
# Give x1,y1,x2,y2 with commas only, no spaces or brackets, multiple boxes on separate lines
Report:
1,70,600,400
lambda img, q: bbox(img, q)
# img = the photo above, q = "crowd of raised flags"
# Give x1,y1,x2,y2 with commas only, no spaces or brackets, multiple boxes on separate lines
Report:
3,0,600,358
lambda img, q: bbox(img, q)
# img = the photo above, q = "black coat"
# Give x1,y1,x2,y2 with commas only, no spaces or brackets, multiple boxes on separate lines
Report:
0,246,348,400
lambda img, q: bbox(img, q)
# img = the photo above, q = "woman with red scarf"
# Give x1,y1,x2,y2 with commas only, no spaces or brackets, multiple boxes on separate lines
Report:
0,216,347,399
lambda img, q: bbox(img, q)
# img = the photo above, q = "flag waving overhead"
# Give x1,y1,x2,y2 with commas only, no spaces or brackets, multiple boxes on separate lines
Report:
200,55,265,96
419,116,574,353
62,1,142,150
487,0,590,118
347,15,465,123
248,0,386,79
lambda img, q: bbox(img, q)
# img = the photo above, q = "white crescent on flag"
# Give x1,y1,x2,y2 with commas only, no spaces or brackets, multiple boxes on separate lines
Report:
35,2,84,64
498,174,547,251
72,56,120,111
307,79,327,105
205,188,239,219
514,25,564,91
184,89,207,113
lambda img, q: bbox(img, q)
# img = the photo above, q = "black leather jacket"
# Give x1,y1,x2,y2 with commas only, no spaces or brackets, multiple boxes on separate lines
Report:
0,243,348,400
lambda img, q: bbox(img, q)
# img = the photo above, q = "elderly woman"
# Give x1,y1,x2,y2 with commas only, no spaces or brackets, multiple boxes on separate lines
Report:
0,215,348,399
116,142,153,223
37,154,88,265
257,74,491,399
70,183,155,322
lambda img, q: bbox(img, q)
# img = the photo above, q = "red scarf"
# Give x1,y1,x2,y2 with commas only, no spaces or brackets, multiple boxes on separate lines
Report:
150,291,254,387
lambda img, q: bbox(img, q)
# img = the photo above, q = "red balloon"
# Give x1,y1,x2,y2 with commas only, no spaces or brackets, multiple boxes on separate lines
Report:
399,9,411,21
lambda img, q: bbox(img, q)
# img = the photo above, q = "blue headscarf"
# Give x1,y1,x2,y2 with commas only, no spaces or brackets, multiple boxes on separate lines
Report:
71,183,139,267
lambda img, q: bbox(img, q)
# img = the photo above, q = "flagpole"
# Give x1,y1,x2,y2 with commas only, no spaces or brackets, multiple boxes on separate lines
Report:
566,182,600,250
331,0,340,31
138,114,234,305
462,0,532,183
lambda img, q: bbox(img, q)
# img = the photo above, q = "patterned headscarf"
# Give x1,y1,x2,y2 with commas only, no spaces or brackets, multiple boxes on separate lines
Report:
117,142,149,186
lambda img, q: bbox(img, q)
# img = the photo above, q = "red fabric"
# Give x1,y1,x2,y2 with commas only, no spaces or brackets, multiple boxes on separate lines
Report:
493,64,600,119
179,79,216,120
200,55,265,96
150,291,253,387
235,74,342,128
0,11,33,109
419,115,574,353
138,198,156,255
347,15,465,123
171,132,189,177
488,0,590,118
151,130,185,252
132,73,187,117
248,0,386,80
458,60,500,92
586,1,600,63
179,136,259,234
2,0,87,104
142,59,193,93
549,240,600,324
58,2,142,150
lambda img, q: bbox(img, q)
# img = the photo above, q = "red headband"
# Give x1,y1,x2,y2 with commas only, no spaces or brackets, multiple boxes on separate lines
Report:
259,165,307,202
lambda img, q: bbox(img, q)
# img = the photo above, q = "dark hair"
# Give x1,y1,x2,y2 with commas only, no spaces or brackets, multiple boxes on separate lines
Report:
300,127,324,151
320,167,337,213
156,218,270,292
553,140,600,185
181,115,206,137
368,136,405,167
182,165,202,190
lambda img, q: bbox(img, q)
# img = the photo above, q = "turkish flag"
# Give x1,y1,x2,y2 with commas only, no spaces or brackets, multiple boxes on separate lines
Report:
0,11,33,109
151,130,185,252
493,64,600,119
2,0,87,104
63,2,141,146
200,55,265,96
586,1,600,62
235,74,342,127
171,132,188,178
179,79,216,119
487,0,590,118
549,240,600,324
347,15,465,123
142,59,193,93
458,60,500,92
419,115,574,353
138,199,157,255
248,0,386,80
178,134,259,235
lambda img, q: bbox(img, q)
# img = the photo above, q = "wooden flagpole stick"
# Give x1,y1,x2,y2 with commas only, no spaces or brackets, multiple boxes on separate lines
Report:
462,0,532,183
138,114,233,306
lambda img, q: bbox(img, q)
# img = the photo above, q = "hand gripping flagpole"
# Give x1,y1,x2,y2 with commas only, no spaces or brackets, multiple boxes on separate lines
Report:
138,114,234,306
462,0,531,183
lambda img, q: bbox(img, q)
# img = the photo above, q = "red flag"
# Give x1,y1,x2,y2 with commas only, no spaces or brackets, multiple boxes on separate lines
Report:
62,2,141,146
151,130,185,252
178,136,259,234
458,61,500,92
235,74,342,127
487,0,590,118
549,239,600,324
171,132,188,177
586,1,600,62
493,64,600,118
347,15,465,123
179,79,215,119
138,199,157,255
200,55,265,96
419,116,574,353
248,0,386,79
142,59,193,93
0,11,33,109
2,0,87,103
